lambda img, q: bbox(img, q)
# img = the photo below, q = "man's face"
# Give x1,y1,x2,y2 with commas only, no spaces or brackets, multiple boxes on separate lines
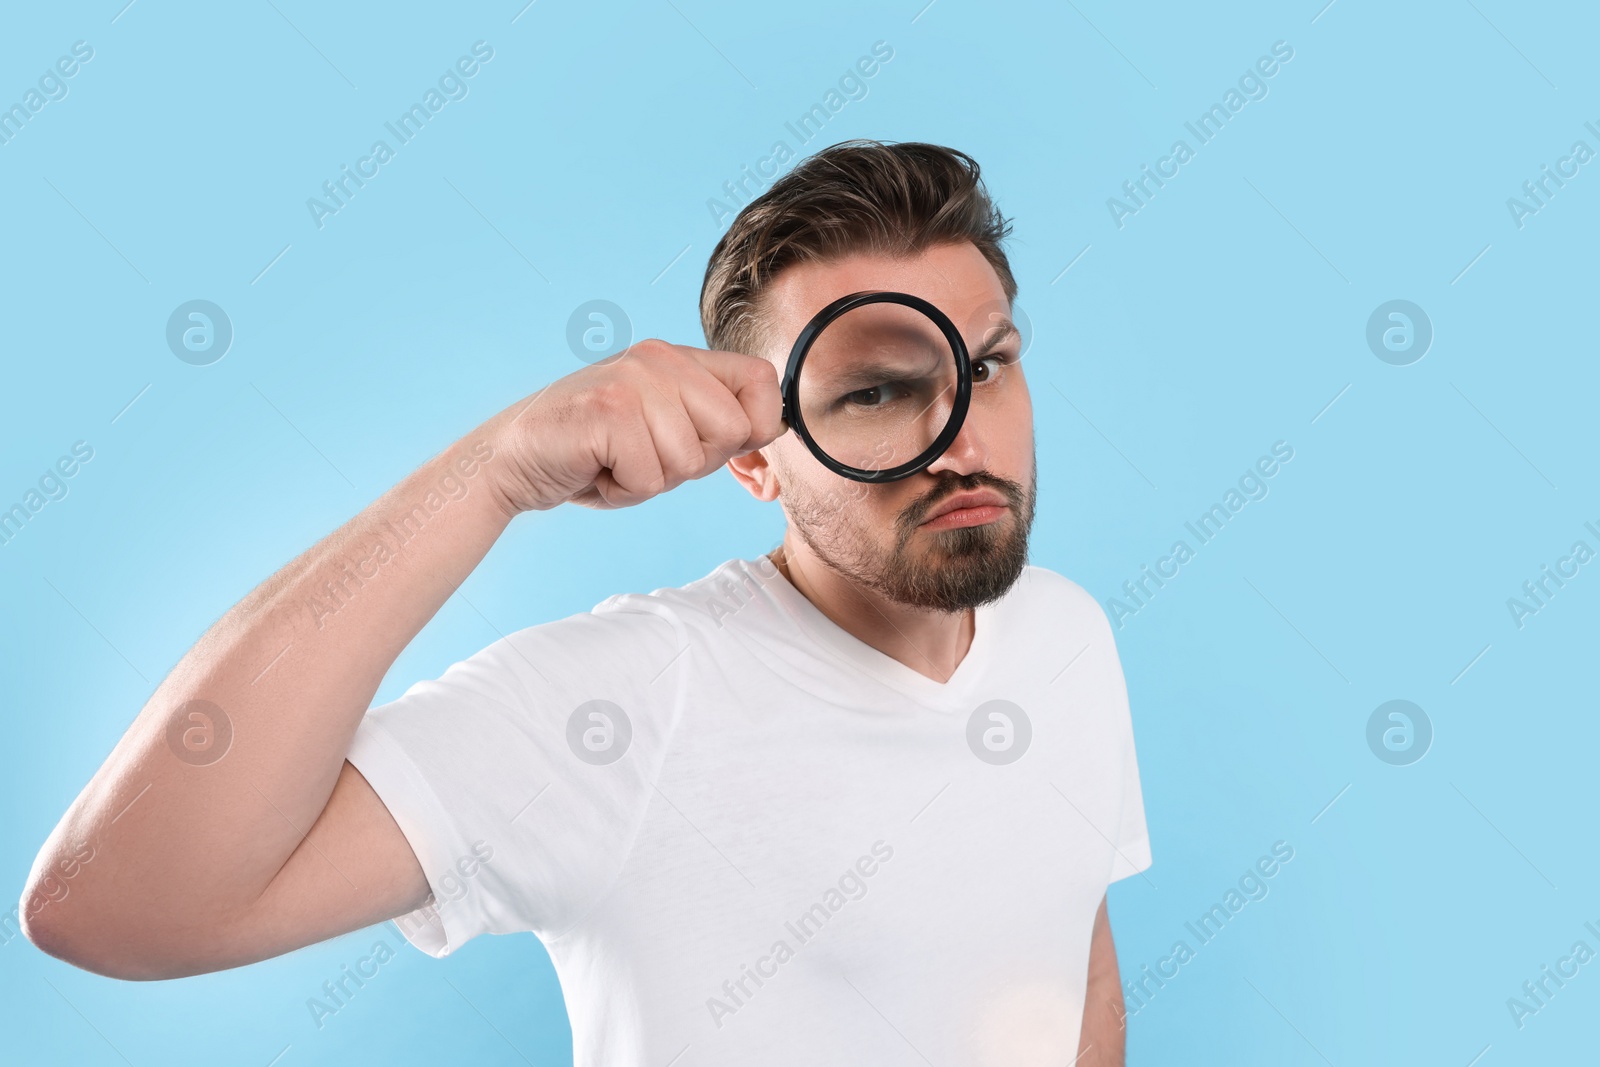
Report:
738,240,1037,613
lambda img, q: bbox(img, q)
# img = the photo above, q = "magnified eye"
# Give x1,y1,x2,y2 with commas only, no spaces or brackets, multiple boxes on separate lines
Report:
791,291,966,478
840,381,910,409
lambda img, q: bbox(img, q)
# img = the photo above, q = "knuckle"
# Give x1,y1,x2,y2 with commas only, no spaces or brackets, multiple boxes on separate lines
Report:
714,410,753,451
627,337,673,361
663,431,708,479
751,355,779,385
586,379,632,415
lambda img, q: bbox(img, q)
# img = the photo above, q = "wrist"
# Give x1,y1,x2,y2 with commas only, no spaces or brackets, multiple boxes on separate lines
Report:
473,396,570,516
429,432,518,528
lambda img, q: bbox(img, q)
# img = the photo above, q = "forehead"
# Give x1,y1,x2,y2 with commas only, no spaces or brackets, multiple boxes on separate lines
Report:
755,241,1009,362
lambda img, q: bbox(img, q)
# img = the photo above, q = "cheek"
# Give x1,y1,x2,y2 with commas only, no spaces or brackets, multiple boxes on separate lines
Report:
1002,382,1034,456
826,476,903,533
976,400,1035,501
768,437,810,492
970,386,1032,461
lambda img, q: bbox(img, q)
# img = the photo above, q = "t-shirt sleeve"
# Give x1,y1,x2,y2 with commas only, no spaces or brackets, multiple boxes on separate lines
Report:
1106,720,1152,882
344,594,689,957
1098,601,1152,884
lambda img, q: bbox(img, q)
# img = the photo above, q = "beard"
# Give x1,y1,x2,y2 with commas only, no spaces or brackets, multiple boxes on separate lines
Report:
779,447,1038,613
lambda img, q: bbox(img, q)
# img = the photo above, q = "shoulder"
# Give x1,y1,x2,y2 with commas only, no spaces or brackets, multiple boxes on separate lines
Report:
595,556,781,635
998,565,1125,680
1008,566,1133,724
1009,564,1111,631
465,559,768,674
524,557,768,669
593,557,761,622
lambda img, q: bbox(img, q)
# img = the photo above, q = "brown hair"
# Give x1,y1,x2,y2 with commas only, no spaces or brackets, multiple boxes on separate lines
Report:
698,139,1016,359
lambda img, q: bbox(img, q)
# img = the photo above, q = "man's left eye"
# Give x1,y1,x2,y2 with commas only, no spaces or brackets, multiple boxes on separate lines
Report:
973,355,1007,381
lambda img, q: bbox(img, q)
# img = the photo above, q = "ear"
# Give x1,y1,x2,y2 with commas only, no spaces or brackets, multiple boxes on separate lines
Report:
727,444,782,502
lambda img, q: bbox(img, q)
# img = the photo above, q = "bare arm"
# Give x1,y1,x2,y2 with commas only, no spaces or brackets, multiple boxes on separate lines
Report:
1077,894,1127,1066
19,342,782,980
20,427,514,979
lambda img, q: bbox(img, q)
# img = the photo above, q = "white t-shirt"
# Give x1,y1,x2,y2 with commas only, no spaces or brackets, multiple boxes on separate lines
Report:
345,555,1151,1065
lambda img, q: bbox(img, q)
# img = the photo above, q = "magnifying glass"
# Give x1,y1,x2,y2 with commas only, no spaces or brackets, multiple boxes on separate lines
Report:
780,291,972,483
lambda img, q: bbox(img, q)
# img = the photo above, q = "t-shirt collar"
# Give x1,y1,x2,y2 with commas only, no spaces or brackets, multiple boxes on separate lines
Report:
741,556,1001,708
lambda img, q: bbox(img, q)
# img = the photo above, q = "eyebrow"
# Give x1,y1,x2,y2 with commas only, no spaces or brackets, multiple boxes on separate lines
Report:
970,320,1018,359
822,355,943,392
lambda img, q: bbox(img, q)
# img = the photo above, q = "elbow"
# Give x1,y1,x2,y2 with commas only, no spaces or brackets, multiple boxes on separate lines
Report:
20,831,247,981
15,883,68,964
20,901,129,981
16,887,184,982
17,895,97,975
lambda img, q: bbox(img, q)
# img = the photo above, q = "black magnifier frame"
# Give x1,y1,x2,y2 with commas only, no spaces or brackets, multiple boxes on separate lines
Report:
780,290,972,483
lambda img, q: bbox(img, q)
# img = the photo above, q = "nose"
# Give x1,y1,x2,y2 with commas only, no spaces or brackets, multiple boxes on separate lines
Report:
923,405,989,478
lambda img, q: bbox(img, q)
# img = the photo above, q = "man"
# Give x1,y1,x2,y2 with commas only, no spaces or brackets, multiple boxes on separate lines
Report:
22,140,1151,1065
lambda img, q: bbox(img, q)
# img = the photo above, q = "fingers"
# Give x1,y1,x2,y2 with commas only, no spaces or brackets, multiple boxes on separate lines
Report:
687,348,787,452
587,369,718,507
587,382,667,508
669,368,758,471
566,341,787,510
636,381,721,490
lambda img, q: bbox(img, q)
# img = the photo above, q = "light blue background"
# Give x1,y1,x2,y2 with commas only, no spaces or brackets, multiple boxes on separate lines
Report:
3,0,1596,1063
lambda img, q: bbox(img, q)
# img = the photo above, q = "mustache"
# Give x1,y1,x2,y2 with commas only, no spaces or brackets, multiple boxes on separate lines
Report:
901,472,1024,530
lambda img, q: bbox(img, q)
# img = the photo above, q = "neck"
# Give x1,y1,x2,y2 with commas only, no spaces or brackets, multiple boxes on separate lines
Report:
767,534,975,684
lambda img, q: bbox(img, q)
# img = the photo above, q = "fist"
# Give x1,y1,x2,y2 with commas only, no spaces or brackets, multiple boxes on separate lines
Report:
482,339,787,513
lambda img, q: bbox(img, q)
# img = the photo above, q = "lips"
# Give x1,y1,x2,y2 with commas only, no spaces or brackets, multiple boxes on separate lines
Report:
921,488,1009,524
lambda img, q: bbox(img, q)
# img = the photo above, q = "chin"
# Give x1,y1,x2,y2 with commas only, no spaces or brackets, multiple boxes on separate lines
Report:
890,524,1029,611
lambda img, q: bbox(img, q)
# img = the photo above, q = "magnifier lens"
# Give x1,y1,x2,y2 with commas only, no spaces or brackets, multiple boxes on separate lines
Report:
794,300,961,474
